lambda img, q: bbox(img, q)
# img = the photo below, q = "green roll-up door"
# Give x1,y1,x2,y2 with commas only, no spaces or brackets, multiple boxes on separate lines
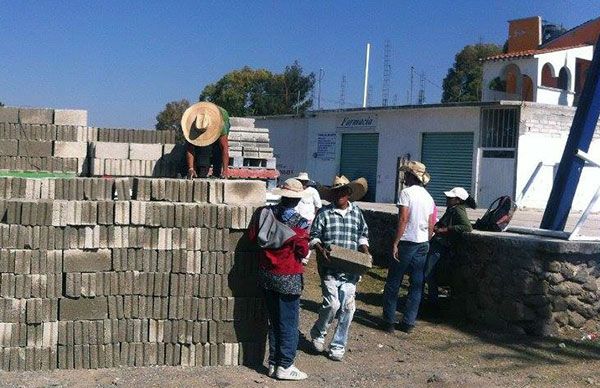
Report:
340,133,379,202
421,132,474,205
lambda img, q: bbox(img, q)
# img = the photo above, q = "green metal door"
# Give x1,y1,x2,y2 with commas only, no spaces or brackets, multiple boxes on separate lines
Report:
340,133,379,202
421,132,474,205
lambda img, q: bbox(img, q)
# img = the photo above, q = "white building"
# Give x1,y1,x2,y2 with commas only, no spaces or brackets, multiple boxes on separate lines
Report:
481,16,599,107
256,101,600,212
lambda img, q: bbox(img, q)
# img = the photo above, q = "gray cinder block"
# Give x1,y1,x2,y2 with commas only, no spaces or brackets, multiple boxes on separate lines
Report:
91,142,129,159
19,108,54,125
53,110,87,126
63,249,111,272
18,141,53,157
222,180,265,206
0,107,19,123
129,143,163,161
0,140,18,156
53,141,88,158
59,297,108,320
323,245,373,274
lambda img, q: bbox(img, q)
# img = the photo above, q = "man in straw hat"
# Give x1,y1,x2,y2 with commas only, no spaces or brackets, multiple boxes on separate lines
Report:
309,175,370,361
294,172,322,226
181,101,231,179
382,161,435,334
247,178,310,380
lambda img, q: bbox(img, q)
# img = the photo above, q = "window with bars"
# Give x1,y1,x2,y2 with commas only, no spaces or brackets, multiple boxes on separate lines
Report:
480,107,519,150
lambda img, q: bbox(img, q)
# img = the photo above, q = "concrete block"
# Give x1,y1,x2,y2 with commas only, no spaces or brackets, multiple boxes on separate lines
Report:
222,180,265,206
53,141,88,158
129,143,163,160
19,108,53,124
63,249,111,272
0,107,19,123
18,140,53,157
54,109,87,126
325,245,373,274
59,297,108,320
91,142,129,159
0,139,18,156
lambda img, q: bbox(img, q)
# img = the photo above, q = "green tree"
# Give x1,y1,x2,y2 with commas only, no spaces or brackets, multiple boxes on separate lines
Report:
155,99,190,131
442,43,503,103
199,61,315,116
0,101,4,107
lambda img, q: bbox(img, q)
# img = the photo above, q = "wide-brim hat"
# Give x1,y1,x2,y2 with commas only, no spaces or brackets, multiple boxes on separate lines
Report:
324,175,368,202
272,178,311,199
295,172,310,181
181,102,224,147
400,161,431,186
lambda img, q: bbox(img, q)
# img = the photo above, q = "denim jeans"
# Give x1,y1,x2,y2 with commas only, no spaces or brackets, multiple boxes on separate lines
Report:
383,241,429,326
310,269,359,354
424,240,444,303
263,289,300,369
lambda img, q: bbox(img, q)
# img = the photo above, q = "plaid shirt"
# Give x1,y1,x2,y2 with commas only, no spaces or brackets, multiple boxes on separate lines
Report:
310,202,369,250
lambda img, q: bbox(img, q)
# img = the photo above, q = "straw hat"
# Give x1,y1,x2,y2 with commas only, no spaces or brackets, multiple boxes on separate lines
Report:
400,161,431,185
326,175,368,202
181,102,224,147
272,178,310,199
295,172,310,181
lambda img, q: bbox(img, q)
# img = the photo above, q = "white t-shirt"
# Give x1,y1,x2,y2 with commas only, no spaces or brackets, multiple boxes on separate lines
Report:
397,185,435,243
295,186,322,222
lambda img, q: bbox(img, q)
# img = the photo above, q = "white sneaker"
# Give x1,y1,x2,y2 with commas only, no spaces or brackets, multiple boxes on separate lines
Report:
267,364,276,378
311,337,325,353
328,349,344,361
276,365,308,380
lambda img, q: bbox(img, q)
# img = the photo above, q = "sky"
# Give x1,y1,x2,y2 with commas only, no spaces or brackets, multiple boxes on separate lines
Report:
1,1,599,128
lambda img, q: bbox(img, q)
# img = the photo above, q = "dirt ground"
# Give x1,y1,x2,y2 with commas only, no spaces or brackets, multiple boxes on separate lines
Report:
2,262,600,388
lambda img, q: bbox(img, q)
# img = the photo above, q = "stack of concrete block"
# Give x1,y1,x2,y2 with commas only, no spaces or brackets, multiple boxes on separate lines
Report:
0,176,268,371
228,117,275,167
87,142,180,177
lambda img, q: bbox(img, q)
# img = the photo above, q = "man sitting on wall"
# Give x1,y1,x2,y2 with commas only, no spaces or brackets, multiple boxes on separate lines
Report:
181,101,230,179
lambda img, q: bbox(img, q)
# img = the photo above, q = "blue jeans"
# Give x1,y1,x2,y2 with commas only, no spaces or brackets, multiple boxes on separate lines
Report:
310,269,359,354
263,289,300,368
424,240,445,303
383,241,429,326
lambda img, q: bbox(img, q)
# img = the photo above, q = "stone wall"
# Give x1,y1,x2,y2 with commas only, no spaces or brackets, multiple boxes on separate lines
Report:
363,208,600,336
450,231,600,336
0,177,267,371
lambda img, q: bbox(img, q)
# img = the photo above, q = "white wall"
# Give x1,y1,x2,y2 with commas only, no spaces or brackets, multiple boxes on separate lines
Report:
516,133,600,212
254,116,308,182
260,105,481,203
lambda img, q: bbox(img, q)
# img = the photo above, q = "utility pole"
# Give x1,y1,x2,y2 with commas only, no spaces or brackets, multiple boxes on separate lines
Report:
362,43,371,108
318,68,324,110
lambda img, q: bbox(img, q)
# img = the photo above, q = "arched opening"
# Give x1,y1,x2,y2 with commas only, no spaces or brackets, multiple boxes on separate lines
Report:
522,75,534,101
502,64,522,95
558,67,570,90
541,63,558,88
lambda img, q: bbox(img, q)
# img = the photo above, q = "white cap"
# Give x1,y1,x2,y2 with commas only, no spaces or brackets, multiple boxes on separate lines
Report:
444,187,469,201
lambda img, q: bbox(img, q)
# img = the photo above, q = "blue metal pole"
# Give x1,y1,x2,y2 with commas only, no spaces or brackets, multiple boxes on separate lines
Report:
541,36,600,231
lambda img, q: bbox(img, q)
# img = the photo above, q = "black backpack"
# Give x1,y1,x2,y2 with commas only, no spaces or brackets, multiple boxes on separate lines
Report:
474,196,517,232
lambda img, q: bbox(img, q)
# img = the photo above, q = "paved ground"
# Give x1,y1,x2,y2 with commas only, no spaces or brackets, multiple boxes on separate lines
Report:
356,202,600,238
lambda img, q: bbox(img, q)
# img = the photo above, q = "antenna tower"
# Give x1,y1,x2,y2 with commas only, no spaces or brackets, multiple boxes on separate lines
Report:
417,72,426,104
382,40,391,106
339,75,347,108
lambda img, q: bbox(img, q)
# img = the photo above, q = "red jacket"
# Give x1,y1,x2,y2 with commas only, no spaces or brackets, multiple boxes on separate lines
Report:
247,211,309,276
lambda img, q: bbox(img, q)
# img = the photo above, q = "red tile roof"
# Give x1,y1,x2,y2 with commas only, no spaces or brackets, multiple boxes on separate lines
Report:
483,44,590,61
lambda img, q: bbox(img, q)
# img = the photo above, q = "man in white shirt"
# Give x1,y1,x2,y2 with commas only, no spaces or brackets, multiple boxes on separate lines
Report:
382,161,435,334
294,172,322,225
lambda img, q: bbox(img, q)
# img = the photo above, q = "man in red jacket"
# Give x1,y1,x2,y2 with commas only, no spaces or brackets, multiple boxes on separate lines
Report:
247,178,310,381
